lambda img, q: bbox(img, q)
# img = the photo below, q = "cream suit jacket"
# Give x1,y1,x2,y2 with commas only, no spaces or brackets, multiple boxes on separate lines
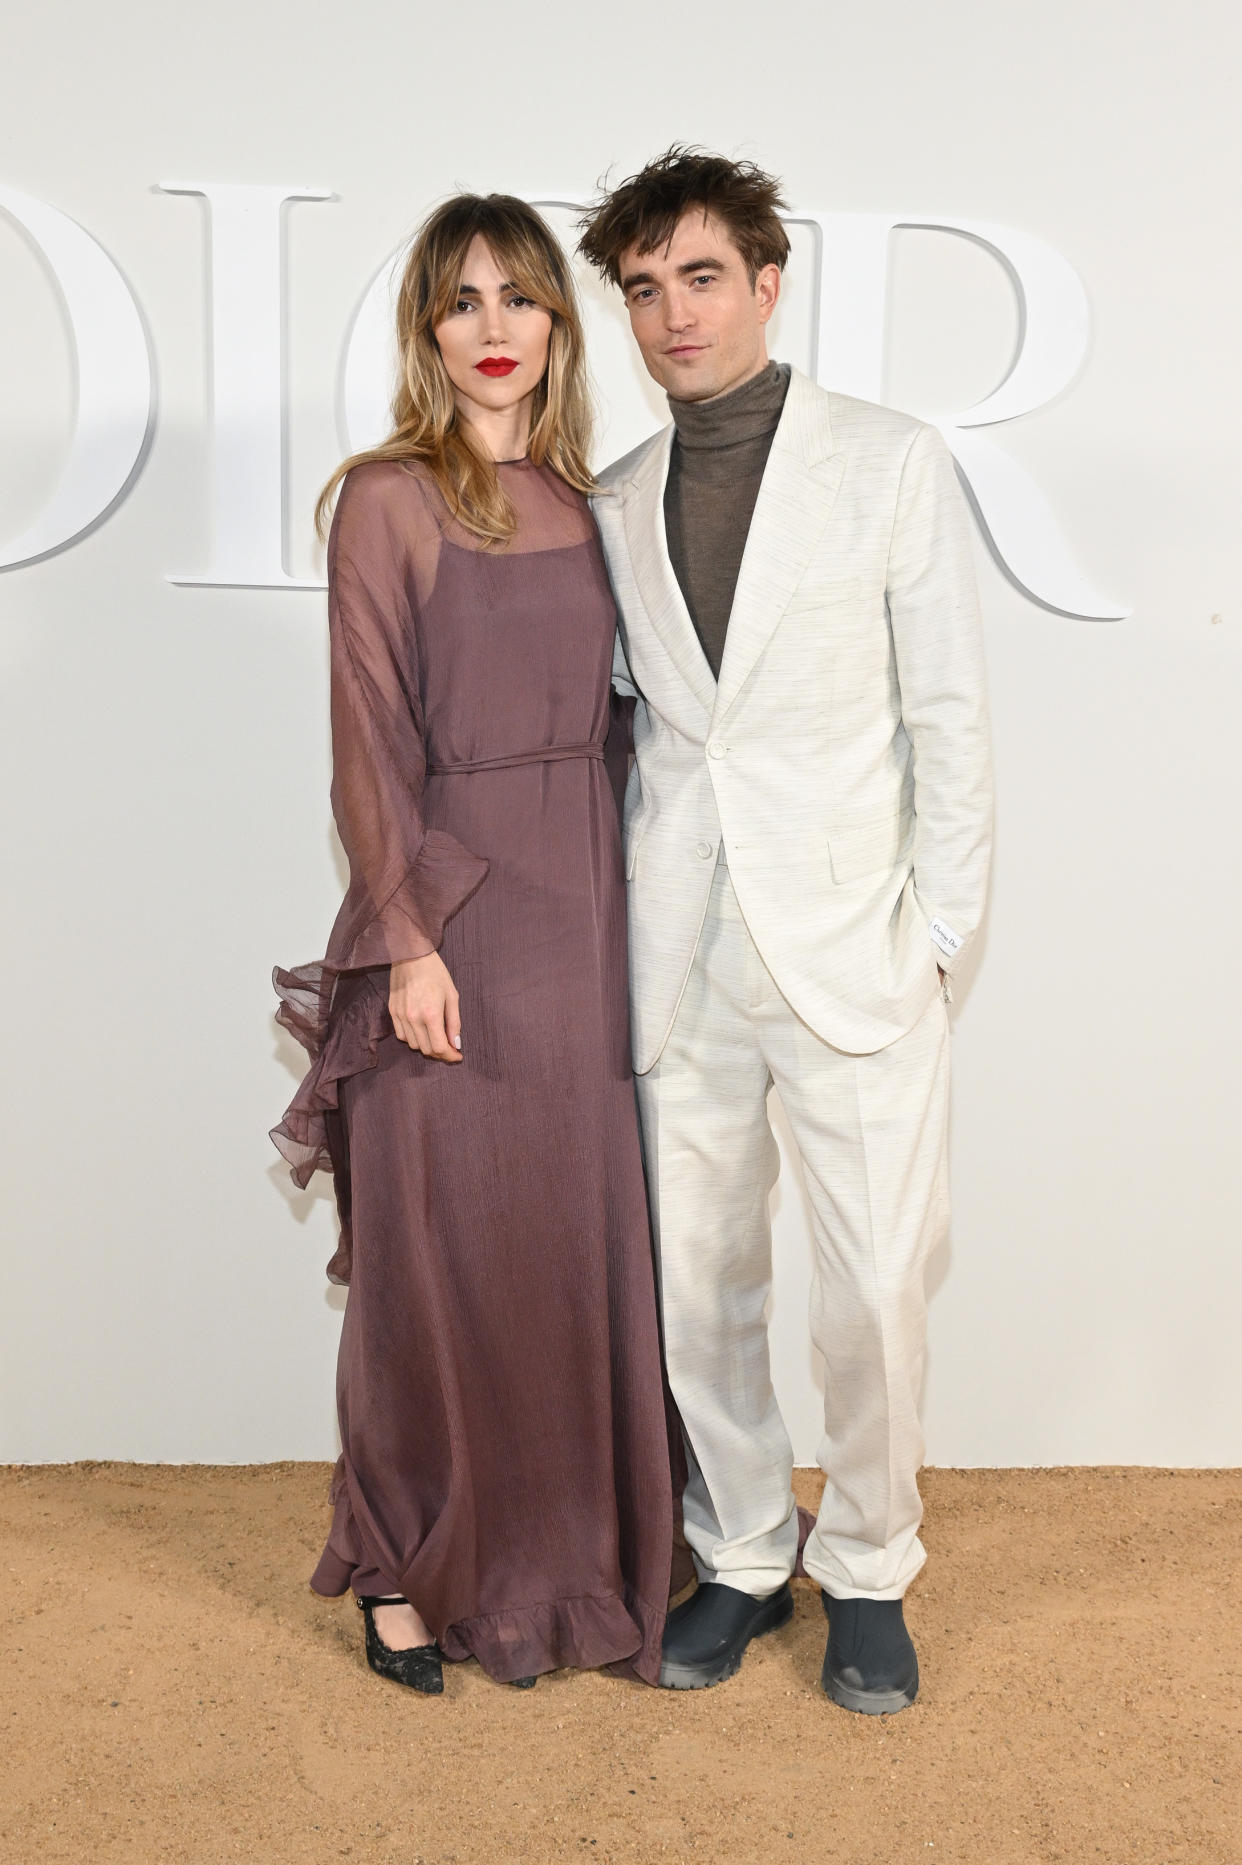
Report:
593,366,993,1070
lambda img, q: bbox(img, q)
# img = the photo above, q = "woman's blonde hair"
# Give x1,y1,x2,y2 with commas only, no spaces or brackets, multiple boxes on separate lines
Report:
316,194,595,546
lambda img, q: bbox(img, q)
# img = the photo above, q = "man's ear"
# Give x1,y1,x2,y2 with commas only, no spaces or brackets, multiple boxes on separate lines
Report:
754,263,782,325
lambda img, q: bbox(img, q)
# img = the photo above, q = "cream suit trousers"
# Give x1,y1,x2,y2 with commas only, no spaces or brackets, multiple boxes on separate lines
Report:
636,857,951,1601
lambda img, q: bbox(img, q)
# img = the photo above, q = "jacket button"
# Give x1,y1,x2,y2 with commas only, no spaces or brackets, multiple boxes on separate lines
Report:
695,841,714,859
707,740,727,759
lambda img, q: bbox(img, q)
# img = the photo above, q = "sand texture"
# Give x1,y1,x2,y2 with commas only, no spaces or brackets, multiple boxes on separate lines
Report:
2,1464,1239,1864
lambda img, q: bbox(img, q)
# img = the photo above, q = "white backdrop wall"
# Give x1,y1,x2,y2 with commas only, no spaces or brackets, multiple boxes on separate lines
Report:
2,0,1239,1465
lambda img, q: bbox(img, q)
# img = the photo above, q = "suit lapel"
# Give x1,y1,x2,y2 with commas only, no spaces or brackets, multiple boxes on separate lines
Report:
621,425,717,717
713,370,845,724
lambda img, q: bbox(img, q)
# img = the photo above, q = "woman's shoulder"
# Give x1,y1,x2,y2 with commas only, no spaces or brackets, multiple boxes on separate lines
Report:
515,462,600,550
532,460,591,507
338,456,436,513
331,458,444,558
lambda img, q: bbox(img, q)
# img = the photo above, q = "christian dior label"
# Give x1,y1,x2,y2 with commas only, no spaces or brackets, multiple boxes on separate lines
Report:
929,918,963,958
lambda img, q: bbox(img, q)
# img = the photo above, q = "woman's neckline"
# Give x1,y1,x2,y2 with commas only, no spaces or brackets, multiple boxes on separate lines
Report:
495,455,531,467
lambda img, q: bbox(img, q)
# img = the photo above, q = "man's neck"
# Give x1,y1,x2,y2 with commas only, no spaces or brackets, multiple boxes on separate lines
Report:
665,361,789,453
677,349,771,407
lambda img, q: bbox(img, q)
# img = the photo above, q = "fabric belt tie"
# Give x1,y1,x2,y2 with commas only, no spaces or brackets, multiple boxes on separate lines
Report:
426,742,605,776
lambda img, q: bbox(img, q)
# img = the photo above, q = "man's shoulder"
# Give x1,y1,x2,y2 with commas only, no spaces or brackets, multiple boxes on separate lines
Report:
592,425,670,498
798,375,927,456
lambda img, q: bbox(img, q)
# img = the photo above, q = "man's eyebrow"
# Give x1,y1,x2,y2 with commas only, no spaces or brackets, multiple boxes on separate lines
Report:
620,256,727,293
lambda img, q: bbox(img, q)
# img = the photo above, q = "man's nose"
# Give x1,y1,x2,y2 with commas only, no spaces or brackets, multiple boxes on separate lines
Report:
663,289,694,332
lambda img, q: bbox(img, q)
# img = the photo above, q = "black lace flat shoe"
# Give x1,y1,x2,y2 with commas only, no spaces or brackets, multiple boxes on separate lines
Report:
509,1675,538,1689
658,1581,794,1689
356,1594,443,1694
820,1590,918,1715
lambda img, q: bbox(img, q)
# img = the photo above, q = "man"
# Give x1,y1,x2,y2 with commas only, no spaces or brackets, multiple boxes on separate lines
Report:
578,149,992,1714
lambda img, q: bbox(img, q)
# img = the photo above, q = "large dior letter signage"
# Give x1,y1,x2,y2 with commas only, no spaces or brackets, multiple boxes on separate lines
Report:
157,183,331,589
1,183,1128,619
0,185,153,570
788,212,1125,620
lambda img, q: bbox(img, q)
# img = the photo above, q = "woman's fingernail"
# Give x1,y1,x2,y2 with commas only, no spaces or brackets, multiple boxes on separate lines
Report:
452,1035,462,1050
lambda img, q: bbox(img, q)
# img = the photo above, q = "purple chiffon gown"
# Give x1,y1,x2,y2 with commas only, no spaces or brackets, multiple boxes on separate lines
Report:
272,458,674,1684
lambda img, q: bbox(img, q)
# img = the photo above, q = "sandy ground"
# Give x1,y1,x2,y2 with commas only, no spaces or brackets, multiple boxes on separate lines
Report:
2,1464,1239,1865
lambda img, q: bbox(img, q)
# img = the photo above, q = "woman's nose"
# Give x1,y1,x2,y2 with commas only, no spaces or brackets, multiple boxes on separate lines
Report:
482,300,507,344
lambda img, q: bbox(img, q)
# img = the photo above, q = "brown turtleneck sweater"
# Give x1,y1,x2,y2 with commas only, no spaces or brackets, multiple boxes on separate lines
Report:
663,360,791,681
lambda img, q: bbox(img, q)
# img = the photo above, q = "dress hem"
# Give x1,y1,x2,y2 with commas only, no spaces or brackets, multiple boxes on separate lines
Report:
310,1573,664,1687
309,1456,667,1685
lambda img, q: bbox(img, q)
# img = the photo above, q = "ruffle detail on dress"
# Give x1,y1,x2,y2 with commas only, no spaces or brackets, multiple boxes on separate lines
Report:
329,829,489,977
440,1585,665,1687
270,827,488,1278
270,966,389,1182
309,1458,666,1685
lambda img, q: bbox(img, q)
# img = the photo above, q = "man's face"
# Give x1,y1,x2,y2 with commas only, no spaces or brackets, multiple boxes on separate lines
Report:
619,209,781,403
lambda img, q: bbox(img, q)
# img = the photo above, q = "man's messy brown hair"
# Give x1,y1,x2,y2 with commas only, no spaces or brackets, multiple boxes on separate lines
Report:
578,145,790,289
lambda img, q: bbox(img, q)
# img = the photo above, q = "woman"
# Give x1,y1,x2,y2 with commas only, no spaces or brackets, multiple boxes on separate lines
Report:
271,195,673,1692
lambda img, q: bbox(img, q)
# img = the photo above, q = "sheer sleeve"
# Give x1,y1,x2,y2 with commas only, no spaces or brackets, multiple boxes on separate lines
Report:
270,463,488,1208
323,464,489,971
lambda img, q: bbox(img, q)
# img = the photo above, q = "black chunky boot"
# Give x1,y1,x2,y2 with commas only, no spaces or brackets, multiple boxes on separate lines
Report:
356,1595,444,1695
820,1590,918,1715
658,1581,794,1689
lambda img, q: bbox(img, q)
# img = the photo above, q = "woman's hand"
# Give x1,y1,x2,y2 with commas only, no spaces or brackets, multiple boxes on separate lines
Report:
388,953,463,1062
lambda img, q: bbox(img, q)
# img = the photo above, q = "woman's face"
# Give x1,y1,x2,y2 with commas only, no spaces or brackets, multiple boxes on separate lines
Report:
434,234,554,431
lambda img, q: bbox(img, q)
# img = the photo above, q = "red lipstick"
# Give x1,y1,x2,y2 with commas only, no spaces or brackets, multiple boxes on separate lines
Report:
476,357,519,377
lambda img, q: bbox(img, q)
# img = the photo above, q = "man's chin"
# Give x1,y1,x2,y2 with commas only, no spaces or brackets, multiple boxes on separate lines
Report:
653,359,723,403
